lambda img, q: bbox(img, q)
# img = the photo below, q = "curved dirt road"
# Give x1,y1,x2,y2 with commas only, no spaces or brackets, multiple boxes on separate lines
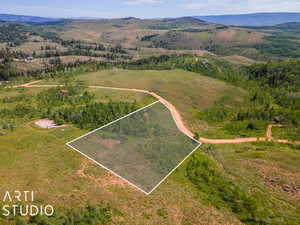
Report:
12,80,42,88
18,82,300,145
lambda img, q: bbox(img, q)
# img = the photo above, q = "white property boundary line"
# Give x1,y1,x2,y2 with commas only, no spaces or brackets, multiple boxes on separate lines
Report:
66,100,202,195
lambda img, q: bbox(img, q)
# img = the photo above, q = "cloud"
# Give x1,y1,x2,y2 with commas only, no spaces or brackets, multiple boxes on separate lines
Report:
124,0,164,5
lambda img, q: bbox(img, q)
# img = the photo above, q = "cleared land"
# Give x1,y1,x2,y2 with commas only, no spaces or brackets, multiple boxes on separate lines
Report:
68,102,200,194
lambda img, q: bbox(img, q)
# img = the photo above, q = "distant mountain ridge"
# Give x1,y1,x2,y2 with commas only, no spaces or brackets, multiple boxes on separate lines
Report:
2,12,300,26
194,13,300,26
0,13,62,23
161,17,208,25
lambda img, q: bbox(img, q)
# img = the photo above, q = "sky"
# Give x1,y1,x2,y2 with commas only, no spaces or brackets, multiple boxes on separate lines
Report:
1,0,300,18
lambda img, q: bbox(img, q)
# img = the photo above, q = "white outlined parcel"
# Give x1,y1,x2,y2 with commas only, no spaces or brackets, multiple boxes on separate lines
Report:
67,101,201,194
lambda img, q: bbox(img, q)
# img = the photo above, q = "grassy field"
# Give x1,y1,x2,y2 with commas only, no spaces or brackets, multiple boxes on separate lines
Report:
40,69,247,132
206,142,300,211
0,86,153,108
0,123,248,225
272,126,300,141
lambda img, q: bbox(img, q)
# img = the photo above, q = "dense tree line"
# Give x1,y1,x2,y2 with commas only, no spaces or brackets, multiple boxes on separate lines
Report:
252,24,300,58
245,59,300,91
0,23,32,46
36,35,131,58
48,101,139,130
0,104,36,119
0,48,31,59
35,49,132,60
39,33,131,55
243,60,300,125
0,54,18,80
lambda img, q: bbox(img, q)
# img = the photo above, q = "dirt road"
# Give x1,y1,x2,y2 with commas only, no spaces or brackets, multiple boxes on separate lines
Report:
12,80,42,88
17,81,300,145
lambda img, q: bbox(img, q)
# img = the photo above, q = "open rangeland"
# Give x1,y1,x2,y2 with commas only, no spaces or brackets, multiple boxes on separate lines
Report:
0,86,245,225
1,69,300,224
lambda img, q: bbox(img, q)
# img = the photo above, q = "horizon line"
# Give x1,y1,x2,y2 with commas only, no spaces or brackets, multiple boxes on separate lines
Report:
0,11,300,20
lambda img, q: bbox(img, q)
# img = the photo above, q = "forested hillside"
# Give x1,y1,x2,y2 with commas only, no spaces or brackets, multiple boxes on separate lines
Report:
123,54,300,140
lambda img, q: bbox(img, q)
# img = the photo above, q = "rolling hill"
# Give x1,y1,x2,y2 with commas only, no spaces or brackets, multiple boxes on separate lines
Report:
1,14,300,61
54,17,268,59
